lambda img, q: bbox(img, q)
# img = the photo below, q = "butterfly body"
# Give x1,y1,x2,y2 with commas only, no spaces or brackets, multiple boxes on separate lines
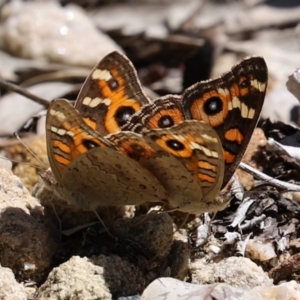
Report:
43,51,268,214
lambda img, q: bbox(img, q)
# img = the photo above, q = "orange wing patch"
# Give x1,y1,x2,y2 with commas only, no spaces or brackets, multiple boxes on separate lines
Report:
224,128,244,144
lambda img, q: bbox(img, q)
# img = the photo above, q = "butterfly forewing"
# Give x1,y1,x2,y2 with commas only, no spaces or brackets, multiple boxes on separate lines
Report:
75,51,152,136
182,56,268,188
46,99,167,210
46,99,111,181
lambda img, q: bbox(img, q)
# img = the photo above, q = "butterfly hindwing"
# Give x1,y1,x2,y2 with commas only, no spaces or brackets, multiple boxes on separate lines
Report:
122,95,184,133
109,120,225,214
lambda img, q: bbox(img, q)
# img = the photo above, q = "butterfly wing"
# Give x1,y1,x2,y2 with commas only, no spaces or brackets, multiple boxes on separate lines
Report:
110,120,225,214
60,146,168,209
122,95,184,133
75,51,152,135
124,57,267,189
182,56,268,187
46,99,167,210
46,99,112,181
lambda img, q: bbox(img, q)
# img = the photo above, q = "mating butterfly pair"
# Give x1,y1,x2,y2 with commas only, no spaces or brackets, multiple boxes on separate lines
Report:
44,51,267,214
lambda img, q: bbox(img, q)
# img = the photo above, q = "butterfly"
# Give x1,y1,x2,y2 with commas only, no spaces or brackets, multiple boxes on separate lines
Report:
43,51,268,215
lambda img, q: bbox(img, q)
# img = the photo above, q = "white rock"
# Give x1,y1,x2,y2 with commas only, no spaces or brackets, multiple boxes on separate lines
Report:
0,1,122,67
0,266,27,300
141,277,264,300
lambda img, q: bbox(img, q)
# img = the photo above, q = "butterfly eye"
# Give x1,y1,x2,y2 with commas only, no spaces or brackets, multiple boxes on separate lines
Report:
82,139,100,149
203,97,223,115
166,139,185,151
107,78,119,90
158,115,174,128
115,106,136,126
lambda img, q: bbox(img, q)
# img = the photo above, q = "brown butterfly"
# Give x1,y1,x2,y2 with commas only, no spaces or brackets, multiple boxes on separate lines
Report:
43,52,267,214
122,56,268,189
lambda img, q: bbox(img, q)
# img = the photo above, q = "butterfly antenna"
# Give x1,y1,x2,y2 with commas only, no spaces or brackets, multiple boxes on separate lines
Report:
174,212,190,233
13,132,48,169
50,202,62,240
93,209,115,239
